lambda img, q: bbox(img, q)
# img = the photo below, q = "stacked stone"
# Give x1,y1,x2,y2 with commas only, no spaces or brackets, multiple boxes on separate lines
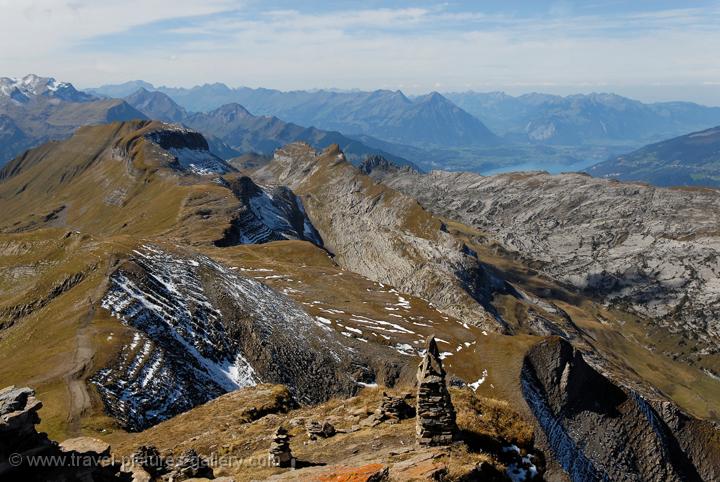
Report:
131,444,167,477
415,336,458,446
268,427,293,468
167,449,213,480
306,420,336,440
377,392,415,423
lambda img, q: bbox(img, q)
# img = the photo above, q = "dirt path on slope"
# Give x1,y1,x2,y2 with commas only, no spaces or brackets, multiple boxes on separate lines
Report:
64,299,98,436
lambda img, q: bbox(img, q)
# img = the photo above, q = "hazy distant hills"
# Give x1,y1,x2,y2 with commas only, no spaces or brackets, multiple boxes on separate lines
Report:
93,82,499,149
91,81,720,175
0,75,146,165
124,88,416,168
587,125,720,187
446,91,720,145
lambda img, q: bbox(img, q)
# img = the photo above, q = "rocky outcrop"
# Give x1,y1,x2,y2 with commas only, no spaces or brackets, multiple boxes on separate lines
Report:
145,124,234,175
268,427,293,468
521,338,716,482
358,154,418,176
94,245,407,431
0,386,127,481
416,336,458,446
214,175,323,246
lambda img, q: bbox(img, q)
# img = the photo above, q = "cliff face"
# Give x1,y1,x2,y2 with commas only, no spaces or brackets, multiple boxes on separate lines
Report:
521,338,719,482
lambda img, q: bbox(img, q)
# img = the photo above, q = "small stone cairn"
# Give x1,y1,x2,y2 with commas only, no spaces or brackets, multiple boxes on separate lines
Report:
306,420,336,440
268,427,293,468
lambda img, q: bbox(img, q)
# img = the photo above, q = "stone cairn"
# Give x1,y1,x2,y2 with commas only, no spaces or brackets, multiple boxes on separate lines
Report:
268,427,293,468
306,420,336,440
379,392,415,423
416,336,458,446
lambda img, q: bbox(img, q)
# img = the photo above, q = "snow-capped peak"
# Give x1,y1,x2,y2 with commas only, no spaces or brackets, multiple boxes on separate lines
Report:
0,74,92,103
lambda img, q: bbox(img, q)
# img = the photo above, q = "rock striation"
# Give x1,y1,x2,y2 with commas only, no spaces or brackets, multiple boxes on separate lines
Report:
94,244,404,431
268,427,293,468
415,336,458,446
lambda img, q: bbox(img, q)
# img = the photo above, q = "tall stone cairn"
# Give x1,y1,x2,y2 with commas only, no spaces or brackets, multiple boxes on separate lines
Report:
268,426,293,468
416,336,458,446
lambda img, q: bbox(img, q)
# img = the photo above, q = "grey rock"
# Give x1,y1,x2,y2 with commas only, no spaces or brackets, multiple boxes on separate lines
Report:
522,338,715,482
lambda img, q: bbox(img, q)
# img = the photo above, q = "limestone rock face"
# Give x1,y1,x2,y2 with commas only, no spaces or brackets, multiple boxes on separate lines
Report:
367,165,720,361
268,427,293,468
415,337,458,446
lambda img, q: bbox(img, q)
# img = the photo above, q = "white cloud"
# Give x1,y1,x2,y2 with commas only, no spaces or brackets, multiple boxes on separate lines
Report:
0,0,236,61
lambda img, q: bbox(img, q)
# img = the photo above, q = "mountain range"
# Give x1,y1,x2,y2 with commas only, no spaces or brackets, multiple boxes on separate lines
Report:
89,81,720,175
0,75,146,166
92,83,500,149
587,125,720,187
124,88,416,168
445,91,720,146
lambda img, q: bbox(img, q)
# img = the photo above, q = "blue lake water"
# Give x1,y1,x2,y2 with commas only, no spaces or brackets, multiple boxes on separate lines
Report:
480,158,600,176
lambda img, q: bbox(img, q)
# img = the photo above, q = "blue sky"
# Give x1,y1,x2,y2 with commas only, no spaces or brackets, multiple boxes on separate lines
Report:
2,1,720,104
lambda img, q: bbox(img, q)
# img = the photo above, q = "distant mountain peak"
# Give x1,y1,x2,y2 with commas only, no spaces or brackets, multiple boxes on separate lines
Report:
0,74,93,103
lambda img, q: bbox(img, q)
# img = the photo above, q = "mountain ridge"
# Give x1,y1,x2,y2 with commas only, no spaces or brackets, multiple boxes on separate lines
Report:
587,125,720,187
123,87,420,169
91,82,500,149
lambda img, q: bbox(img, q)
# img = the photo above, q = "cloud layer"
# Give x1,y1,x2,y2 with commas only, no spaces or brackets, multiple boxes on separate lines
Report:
1,1,719,103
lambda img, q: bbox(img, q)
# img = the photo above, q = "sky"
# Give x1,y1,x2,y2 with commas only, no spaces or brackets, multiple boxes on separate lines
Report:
1,0,719,105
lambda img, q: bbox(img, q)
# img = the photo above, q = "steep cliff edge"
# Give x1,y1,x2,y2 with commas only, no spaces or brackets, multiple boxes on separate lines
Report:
521,338,720,482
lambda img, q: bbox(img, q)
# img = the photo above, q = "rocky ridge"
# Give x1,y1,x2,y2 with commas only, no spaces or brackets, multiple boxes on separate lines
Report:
252,143,521,333
366,164,720,367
